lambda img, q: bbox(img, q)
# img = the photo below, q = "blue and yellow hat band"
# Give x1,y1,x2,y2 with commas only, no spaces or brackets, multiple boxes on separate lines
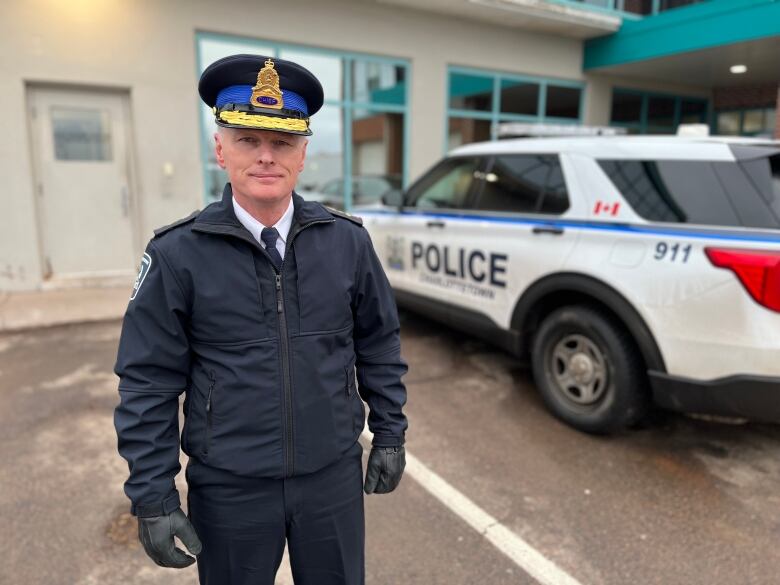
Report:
216,85,309,115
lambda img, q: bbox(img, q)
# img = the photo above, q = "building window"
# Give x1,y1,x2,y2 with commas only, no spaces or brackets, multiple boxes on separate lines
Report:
609,89,708,134
196,33,409,209
715,108,776,138
447,66,584,150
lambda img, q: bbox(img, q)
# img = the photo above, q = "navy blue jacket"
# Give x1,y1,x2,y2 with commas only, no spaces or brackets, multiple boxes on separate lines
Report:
114,185,408,517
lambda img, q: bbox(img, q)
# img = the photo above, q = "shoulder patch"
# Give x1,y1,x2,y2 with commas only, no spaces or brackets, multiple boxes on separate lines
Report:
130,252,152,301
153,209,201,237
324,206,363,227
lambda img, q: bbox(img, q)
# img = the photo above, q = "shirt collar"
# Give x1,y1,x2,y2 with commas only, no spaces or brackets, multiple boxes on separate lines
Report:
232,195,295,245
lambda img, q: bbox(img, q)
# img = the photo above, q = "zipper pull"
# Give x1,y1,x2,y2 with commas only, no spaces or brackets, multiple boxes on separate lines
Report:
276,274,283,313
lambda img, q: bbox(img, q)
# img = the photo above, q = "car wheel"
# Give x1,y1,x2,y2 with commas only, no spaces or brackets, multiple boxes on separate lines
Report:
531,305,648,434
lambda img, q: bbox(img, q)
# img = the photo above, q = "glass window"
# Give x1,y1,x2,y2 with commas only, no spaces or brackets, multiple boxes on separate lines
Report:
51,107,112,162
449,72,493,112
499,80,538,116
598,159,780,228
299,104,344,193
278,49,343,102
351,108,404,207
646,96,676,129
545,86,580,120
407,157,482,209
352,61,405,106
447,117,491,150
476,155,569,214
611,92,642,124
716,112,740,136
680,99,707,124
199,39,275,73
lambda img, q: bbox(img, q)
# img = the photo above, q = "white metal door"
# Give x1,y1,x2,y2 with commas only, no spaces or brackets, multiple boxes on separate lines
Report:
29,87,137,282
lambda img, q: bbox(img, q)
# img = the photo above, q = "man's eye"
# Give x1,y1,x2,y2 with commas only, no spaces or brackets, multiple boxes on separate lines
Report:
239,137,256,143
274,140,291,147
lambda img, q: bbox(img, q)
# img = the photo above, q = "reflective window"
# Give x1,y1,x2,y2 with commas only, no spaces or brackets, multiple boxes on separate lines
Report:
448,117,491,150
352,61,406,107
449,72,493,112
476,155,569,214
448,68,583,150
407,157,482,209
278,49,343,102
299,104,344,192
546,86,580,120
598,156,780,228
715,108,776,138
610,89,708,134
500,80,538,116
51,107,112,161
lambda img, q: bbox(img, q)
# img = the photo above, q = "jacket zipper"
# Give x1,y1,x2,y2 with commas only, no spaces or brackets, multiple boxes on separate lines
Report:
203,369,216,456
275,218,334,477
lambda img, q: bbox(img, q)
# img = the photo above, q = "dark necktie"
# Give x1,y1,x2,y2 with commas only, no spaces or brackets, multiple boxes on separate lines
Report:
260,227,283,271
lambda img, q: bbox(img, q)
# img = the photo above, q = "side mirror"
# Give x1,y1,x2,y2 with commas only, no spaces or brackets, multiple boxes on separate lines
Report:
381,189,404,208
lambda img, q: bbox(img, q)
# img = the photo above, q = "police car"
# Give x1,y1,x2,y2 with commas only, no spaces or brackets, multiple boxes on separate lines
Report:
356,136,780,433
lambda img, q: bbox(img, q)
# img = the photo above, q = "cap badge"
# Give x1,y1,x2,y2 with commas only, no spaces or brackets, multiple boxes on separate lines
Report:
250,58,284,110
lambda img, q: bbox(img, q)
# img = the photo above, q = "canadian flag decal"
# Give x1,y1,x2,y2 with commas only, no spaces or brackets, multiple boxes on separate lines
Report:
593,201,621,216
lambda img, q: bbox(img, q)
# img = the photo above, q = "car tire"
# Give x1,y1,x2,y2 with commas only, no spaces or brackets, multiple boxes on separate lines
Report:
531,305,648,434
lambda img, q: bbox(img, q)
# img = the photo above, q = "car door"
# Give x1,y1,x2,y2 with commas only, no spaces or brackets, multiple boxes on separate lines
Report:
444,153,581,330
360,156,487,301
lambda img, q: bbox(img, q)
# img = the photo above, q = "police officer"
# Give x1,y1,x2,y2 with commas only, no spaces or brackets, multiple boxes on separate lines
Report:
113,54,408,585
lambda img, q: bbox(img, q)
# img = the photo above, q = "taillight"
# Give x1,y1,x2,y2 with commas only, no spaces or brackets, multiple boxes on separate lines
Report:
705,247,780,312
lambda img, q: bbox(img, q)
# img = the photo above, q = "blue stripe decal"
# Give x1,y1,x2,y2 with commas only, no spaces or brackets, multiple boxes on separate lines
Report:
357,209,780,245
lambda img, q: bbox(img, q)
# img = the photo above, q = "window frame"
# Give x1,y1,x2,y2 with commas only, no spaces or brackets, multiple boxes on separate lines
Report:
445,65,585,154
404,156,489,211
609,88,710,135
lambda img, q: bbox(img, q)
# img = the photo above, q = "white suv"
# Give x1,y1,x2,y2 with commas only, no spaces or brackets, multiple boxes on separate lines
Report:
357,136,780,433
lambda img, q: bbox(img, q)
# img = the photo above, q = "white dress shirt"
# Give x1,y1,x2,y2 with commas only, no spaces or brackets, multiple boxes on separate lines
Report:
232,195,294,259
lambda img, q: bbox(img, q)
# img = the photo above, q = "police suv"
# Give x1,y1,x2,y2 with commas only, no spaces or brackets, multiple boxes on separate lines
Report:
356,136,780,433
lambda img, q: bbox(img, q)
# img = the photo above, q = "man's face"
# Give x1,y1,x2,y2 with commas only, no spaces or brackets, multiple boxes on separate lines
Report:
215,127,308,204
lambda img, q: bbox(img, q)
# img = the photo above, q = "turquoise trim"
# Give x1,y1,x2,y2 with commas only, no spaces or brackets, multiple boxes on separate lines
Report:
195,31,411,206
585,0,780,69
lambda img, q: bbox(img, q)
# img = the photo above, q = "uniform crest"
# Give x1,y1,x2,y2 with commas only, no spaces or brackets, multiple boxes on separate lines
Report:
250,58,284,109
130,253,152,300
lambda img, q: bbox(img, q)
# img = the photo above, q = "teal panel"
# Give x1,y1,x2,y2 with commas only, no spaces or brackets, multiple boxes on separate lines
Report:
585,0,780,69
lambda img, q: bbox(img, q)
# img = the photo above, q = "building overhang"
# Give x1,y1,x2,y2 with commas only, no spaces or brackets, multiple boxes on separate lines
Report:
584,0,780,87
375,0,621,39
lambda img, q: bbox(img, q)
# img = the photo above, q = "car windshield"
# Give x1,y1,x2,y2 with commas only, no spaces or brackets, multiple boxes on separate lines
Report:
598,147,780,229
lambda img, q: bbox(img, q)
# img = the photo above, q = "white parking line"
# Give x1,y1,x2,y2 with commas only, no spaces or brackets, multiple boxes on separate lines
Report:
362,430,585,585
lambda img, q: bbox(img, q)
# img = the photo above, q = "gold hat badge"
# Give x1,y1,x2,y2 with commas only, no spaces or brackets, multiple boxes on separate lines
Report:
250,58,284,110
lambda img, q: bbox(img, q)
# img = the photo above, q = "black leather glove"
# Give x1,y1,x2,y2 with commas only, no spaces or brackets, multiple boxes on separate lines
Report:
364,445,406,494
138,507,203,568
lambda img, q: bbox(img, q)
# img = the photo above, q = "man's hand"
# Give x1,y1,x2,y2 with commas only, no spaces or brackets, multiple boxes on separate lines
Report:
138,507,203,568
364,446,406,494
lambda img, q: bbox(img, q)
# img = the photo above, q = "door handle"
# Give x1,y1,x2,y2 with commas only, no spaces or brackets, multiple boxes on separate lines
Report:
426,220,446,228
532,225,564,235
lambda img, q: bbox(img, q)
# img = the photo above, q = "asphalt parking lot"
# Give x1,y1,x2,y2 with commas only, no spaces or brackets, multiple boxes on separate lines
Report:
2,314,780,585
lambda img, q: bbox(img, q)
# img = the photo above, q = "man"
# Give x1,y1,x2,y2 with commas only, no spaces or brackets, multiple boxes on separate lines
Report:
114,54,408,585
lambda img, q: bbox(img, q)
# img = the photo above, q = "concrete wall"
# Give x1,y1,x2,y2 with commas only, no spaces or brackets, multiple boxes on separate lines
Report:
0,0,584,291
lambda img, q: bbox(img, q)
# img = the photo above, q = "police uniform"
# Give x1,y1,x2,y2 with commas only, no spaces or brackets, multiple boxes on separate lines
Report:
114,55,408,585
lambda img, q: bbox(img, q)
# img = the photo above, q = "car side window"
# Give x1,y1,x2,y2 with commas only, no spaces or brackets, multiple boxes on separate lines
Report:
321,180,342,197
406,157,482,209
475,155,569,215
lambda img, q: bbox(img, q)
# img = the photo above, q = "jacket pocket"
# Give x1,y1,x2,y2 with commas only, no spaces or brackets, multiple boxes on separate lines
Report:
202,369,217,457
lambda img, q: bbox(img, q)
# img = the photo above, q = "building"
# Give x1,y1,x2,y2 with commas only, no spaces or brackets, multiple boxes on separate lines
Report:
1,0,777,291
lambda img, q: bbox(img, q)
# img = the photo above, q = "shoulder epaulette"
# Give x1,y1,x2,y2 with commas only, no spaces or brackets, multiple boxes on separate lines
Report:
153,209,201,237
324,206,363,227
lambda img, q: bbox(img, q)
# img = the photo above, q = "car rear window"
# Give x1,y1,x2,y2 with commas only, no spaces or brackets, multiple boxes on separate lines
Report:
598,152,780,229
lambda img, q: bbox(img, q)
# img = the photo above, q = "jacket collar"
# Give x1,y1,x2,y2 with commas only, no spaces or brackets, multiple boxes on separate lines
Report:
194,183,333,230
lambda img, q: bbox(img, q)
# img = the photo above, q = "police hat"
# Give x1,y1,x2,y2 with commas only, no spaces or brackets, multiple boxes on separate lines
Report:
199,54,324,136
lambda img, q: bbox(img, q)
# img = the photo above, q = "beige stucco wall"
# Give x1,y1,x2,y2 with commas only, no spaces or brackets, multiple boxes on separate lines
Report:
0,0,610,291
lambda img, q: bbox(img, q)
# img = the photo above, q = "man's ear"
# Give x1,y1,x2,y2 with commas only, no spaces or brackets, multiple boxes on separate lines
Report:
214,131,226,169
298,138,308,172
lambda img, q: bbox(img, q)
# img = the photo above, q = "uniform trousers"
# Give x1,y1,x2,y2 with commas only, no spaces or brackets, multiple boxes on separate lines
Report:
186,441,365,585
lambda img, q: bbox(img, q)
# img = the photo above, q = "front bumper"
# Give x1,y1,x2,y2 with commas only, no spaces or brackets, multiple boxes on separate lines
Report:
649,370,780,422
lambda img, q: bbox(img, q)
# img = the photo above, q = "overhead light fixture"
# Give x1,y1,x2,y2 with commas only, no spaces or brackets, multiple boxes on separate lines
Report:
730,64,748,74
